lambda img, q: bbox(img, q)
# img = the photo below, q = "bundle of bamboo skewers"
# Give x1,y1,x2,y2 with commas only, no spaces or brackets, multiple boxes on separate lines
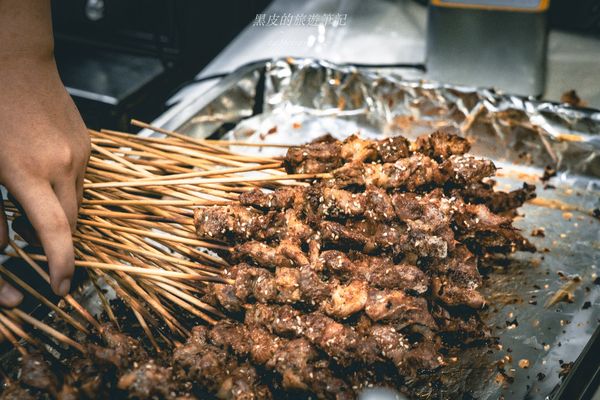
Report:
0,119,315,355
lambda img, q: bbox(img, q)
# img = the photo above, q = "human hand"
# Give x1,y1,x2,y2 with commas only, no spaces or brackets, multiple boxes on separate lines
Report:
0,54,90,305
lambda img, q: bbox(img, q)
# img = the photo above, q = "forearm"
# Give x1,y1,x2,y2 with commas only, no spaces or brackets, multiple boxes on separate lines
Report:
0,0,54,63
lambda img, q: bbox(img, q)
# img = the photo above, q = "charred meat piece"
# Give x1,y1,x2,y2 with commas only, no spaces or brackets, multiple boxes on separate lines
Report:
284,136,343,174
317,185,396,222
339,134,378,164
320,219,448,258
246,304,382,366
354,254,429,294
333,155,442,190
375,136,411,163
0,384,35,400
195,206,312,244
322,280,369,319
441,155,496,185
239,186,306,211
453,203,534,253
212,264,333,309
210,321,353,399
234,240,309,269
415,127,470,160
432,275,485,310
320,250,428,294
453,182,536,213
267,338,352,399
117,360,175,399
364,289,437,329
19,353,58,395
429,246,485,309
173,326,245,395
194,205,273,242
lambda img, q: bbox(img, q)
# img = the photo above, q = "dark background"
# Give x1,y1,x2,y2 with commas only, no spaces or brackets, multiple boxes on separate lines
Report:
52,0,271,131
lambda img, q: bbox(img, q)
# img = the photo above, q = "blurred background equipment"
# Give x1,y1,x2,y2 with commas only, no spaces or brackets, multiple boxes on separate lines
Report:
426,0,550,96
52,0,271,130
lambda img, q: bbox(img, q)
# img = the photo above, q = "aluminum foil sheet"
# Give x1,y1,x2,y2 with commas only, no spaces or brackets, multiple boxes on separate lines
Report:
170,58,600,400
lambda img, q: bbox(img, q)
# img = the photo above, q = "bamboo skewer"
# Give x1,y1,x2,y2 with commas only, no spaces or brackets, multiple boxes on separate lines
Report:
0,311,39,347
0,263,89,335
77,219,230,250
84,172,329,189
0,319,27,356
6,252,213,282
10,309,85,353
0,122,318,348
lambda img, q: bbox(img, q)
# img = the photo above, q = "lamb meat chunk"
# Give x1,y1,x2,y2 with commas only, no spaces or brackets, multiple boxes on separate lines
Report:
173,326,237,392
320,250,359,275
415,127,470,160
98,323,147,364
210,321,254,356
322,279,368,319
194,205,274,242
279,209,314,243
453,182,536,213
298,267,332,305
432,275,485,309
363,185,396,221
441,155,496,185
452,203,534,253
365,289,437,329
19,353,58,394
216,365,272,400
340,134,378,163
318,187,366,218
266,337,352,398
300,312,363,366
234,240,309,270
375,155,442,190
234,241,291,269
239,187,306,211
245,303,304,337
366,258,429,294
431,246,481,283
117,360,174,399
0,385,35,400
248,327,281,365
214,281,244,313
375,136,411,163
284,138,343,174
274,267,302,303
334,155,442,190
233,264,275,303
369,325,410,369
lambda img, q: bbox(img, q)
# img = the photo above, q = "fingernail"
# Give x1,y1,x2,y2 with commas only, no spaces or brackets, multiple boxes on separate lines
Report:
57,279,71,297
0,284,23,307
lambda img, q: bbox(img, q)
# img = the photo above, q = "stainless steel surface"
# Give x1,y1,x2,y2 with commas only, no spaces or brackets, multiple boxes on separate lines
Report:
427,5,548,96
158,58,600,399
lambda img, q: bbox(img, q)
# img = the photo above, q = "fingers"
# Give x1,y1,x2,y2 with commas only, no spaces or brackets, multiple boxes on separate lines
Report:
0,279,22,308
0,196,8,250
53,178,79,232
9,181,74,297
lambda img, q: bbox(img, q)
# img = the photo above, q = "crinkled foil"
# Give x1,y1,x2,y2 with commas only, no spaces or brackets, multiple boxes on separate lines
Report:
173,58,600,400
